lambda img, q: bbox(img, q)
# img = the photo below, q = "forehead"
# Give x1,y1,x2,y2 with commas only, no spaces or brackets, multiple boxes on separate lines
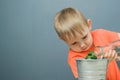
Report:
64,31,89,45
64,26,89,41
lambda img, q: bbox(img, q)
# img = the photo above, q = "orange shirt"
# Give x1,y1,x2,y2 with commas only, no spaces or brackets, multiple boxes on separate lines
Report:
68,29,120,80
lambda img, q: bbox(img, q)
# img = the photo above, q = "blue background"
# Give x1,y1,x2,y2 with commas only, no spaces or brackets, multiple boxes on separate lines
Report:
0,0,120,80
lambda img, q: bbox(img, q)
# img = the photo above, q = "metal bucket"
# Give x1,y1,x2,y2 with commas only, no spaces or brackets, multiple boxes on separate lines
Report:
76,59,108,80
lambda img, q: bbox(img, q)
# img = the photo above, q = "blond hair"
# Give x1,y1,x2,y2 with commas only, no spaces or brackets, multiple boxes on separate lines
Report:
54,7,87,41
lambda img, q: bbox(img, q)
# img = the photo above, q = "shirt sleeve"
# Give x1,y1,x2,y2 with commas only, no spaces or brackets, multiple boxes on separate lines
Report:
104,29,119,42
68,50,78,78
92,29,120,46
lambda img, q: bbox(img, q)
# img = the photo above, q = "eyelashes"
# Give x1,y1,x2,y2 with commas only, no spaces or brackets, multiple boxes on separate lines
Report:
71,34,88,46
82,35,88,39
72,42,77,45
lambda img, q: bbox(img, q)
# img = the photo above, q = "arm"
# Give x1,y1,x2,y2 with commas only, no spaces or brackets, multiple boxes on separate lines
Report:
118,33,120,38
116,33,120,60
104,33,120,62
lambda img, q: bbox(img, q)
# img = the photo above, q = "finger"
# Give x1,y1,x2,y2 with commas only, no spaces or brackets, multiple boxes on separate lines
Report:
116,56,120,61
108,50,117,61
115,53,118,60
108,50,114,58
110,50,115,61
112,50,117,59
94,50,104,58
103,52,108,58
111,50,117,59
110,50,115,58
103,50,112,59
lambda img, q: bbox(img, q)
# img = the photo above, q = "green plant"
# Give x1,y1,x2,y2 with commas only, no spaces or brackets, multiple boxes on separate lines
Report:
85,51,97,59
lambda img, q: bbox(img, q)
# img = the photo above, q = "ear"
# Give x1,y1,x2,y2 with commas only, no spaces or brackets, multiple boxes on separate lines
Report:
58,36,64,41
87,19,92,30
58,36,62,40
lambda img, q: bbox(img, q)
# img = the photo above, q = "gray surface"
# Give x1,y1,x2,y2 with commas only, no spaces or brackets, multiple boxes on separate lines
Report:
0,0,120,80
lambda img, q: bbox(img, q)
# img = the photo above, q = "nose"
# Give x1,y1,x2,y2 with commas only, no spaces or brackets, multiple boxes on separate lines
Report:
80,42,86,50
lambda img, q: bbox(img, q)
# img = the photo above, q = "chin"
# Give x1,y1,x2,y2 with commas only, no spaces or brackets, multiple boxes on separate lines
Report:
76,49,88,52
82,46,91,52
82,49,88,52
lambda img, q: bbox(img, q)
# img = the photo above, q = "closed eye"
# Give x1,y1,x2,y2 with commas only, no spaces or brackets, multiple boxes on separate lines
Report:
82,35,88,39
72,42,77,45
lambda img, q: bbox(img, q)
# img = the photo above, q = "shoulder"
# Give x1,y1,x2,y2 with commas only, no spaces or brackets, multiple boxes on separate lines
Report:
91,28,111,34
91,28,119,45
91,28,118,36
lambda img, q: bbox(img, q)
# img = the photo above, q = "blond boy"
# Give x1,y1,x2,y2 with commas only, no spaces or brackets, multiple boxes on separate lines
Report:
54,7,120,80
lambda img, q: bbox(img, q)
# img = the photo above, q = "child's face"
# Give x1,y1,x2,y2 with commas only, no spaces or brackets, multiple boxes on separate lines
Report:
64,26,93,52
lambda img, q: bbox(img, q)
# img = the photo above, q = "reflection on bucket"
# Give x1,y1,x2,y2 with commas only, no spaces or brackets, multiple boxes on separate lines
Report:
76,59,108,80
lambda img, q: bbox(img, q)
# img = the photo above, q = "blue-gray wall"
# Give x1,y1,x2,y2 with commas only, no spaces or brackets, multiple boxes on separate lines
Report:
0,0,120,80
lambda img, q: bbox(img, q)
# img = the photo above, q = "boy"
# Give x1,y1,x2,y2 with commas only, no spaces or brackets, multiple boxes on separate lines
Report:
53,7,120,80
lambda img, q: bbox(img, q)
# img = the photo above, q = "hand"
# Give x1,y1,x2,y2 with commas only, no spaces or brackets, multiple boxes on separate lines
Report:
103,50,117,62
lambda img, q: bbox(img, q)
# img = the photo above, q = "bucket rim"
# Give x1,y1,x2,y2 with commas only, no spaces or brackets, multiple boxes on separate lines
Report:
76,58,108,61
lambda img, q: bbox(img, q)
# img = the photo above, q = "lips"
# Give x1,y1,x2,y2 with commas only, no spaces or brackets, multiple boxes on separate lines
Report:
81,47,87,51
82,45,91,51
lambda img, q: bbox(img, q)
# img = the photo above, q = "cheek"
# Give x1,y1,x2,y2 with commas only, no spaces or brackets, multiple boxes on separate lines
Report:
70,46,82,52
73,48,82,52
86,36,93,45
